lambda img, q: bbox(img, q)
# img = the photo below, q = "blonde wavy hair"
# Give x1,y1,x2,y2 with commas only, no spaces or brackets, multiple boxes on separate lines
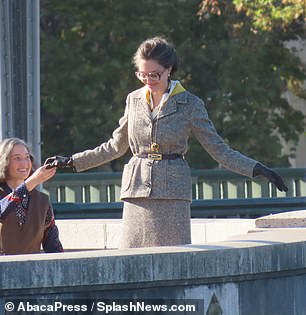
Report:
0,138,37,184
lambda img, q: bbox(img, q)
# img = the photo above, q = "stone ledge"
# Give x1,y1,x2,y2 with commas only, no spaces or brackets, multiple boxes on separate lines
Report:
256,210,306,228
1,229,306,292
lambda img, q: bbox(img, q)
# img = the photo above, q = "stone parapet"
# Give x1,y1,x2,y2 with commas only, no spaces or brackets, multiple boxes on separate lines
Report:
1,229,306,314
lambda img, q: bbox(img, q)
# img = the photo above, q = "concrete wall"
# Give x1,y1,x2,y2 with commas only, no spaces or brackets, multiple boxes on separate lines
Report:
1,225,306,314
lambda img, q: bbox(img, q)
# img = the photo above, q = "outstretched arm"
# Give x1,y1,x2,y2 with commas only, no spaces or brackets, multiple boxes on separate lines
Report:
0,165,56,220
191,99,288,192
45,100,130,173
71,103,130,172
25,165,57,192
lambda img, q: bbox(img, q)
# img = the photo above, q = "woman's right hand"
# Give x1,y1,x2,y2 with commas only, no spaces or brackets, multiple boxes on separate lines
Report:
44,156,73,169
25,165,57,192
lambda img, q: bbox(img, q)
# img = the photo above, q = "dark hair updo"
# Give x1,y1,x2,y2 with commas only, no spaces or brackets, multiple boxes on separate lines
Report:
133,36,178,75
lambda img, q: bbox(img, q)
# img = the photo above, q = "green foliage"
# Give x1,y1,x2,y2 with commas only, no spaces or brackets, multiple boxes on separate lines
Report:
232,0,305,31
191,0,306,167
41,0,305,170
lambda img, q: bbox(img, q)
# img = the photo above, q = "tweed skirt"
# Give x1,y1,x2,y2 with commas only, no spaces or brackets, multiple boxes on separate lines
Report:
119,198,191,249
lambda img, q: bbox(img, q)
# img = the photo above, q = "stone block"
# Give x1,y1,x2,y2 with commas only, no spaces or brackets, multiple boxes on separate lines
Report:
256,210,306,228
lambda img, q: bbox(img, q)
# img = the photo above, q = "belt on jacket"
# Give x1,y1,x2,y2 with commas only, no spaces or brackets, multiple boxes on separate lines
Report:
135,153,184,161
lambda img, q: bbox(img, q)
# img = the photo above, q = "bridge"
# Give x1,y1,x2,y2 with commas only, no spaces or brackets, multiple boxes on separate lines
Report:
1,2,306,314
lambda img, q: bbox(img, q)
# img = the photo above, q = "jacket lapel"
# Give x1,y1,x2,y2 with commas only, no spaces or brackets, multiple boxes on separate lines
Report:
157,92,187,120
135,97,152,121
157,98,177,120
134,88,187,121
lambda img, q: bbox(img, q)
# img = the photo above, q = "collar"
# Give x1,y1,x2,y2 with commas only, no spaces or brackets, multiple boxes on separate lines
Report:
0,183,12,196
145,80,186,109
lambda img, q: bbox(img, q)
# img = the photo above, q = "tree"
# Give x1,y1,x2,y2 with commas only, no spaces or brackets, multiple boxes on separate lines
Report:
40,0,305,170
187,0,306,167
40,0,200,170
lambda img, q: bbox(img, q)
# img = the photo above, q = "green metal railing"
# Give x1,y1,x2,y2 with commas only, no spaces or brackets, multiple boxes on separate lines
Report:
44,168,306,203
44,168,306,219
52,196,306,219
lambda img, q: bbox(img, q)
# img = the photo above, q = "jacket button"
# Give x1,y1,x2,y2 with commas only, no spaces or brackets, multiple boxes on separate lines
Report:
145,183,151,187
146,162,152,166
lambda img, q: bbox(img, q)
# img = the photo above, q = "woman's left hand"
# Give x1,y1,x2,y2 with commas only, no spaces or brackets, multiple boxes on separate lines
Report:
253,163,288,192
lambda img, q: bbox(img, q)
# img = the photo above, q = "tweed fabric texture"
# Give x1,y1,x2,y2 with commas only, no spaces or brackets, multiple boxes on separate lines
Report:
119,198,191,249
72,85,258,202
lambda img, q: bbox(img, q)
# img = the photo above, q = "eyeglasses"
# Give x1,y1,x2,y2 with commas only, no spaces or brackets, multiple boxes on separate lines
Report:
135,69,166,82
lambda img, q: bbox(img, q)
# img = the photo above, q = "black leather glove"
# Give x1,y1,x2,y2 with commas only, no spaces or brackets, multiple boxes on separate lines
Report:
44,155,74,170
252,163,288,192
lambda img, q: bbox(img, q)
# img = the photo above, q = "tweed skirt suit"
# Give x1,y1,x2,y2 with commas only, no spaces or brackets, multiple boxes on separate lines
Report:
72,83,258,248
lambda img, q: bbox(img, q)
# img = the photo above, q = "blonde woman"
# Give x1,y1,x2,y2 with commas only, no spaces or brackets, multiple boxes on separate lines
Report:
0,138,63,255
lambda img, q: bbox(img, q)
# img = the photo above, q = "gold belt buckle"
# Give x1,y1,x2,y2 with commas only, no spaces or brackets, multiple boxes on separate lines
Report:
148,153,162,161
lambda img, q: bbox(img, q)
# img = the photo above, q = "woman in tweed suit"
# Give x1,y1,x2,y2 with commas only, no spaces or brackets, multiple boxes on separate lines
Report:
46,37,287,249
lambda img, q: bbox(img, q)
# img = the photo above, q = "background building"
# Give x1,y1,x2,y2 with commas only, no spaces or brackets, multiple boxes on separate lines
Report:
285,39,306,167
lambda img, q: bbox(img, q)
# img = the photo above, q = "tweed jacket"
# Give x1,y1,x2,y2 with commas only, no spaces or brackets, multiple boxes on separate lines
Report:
72,86,258,201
